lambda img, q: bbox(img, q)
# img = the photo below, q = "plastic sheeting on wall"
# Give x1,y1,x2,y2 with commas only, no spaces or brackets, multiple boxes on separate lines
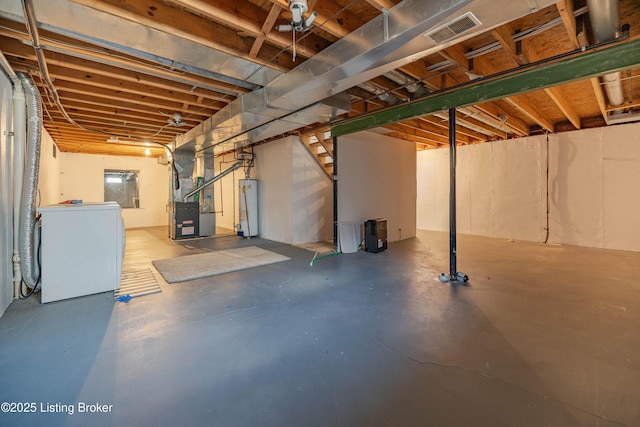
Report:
549,124,640,251
417,122,640,252
254,136,333,245
338,131,417,243
417,136,545,242
0,71,13,316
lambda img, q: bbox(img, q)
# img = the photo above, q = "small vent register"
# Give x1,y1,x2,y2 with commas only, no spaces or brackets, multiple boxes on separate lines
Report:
424,12,481,44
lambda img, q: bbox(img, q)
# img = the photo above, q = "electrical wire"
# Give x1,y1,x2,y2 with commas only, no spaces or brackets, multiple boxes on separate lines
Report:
543,132,550,244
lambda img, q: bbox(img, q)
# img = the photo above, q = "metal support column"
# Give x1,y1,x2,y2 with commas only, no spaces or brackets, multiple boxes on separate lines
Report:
447,108,468,283
333,136,339,252
449,108,457,279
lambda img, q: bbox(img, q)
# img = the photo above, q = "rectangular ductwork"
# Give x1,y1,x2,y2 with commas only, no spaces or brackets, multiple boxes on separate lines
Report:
178,0,557,152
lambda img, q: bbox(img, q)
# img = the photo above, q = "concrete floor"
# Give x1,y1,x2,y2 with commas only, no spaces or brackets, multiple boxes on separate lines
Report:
1,228,639,427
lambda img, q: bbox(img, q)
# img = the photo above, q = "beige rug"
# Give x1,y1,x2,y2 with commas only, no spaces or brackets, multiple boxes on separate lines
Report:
152,246,290,283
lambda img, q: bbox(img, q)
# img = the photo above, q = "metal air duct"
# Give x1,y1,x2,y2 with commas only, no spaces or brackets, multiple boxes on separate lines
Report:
17,72,41,291
587,0,624,107
357,81,400,103
385,70,428,96
178,0,557,152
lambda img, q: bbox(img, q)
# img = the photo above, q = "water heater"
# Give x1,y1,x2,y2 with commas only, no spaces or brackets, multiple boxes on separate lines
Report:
238,179,258,237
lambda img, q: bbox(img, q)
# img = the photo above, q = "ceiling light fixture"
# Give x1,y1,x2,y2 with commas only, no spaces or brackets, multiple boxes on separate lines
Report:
167,112,187,127
276,0,317,61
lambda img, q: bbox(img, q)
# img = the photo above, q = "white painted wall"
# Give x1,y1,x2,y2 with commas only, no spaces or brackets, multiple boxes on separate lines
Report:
548,124,640,251
338,131,417,243
417,137,545,241
38,129,61,206
417,122,640,252
291,140,333,244
255,138,293,242
253,136,333,244
57,153,169,229
0,70,13,317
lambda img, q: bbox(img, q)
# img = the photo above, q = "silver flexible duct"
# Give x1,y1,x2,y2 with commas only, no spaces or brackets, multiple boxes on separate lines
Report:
17,72,41,290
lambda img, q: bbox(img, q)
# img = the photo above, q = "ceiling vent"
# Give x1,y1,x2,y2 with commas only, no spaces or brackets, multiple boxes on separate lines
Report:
424,12,481,44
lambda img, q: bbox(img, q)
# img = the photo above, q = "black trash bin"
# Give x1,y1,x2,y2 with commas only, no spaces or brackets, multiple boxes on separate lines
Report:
364,218,387,253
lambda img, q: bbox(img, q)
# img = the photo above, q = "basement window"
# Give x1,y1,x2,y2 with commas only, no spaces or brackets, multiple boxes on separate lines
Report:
104,169,140,208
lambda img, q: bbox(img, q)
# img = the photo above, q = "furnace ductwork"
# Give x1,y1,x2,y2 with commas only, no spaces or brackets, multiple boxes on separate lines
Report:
17,72,42,291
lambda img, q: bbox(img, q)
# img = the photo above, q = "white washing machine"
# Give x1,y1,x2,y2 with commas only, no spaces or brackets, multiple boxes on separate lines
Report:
37,202,125,303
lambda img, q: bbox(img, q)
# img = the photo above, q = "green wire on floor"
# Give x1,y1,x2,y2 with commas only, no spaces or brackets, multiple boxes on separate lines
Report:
310,251,342,266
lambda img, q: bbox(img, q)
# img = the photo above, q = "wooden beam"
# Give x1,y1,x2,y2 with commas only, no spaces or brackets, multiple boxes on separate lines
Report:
504,95,555,132
556,0,580,49
473,104,529,136
0,24,251,95
250,4,283,58
419,116,487,142
491,23,526,66
544,86,581,129
439,44,469,70
70,0,299,71
590,77,610,124
363,0,395,11
382,131,441,147
383,123,451,146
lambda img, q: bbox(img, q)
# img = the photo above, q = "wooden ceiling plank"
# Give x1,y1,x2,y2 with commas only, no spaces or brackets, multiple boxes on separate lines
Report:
544,86,581,129
47,110,192,130
382,131,440,147
363,0,395,12
419,116,487,142
162,0,326,57
0,40,235,102
383,122,471,145
30,69,221,108
504,95,555,132
58,93,216,119
400,118,472,144
69,0,297,71
51,82,203,113
0,25,249,96
473,104,529,136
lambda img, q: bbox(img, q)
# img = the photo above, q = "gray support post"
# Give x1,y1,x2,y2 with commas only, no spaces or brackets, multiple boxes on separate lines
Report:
333,136,338,252
449,108,457,280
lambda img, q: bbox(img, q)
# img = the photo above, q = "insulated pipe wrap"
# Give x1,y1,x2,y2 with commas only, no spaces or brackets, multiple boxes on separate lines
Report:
17,72,41,290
